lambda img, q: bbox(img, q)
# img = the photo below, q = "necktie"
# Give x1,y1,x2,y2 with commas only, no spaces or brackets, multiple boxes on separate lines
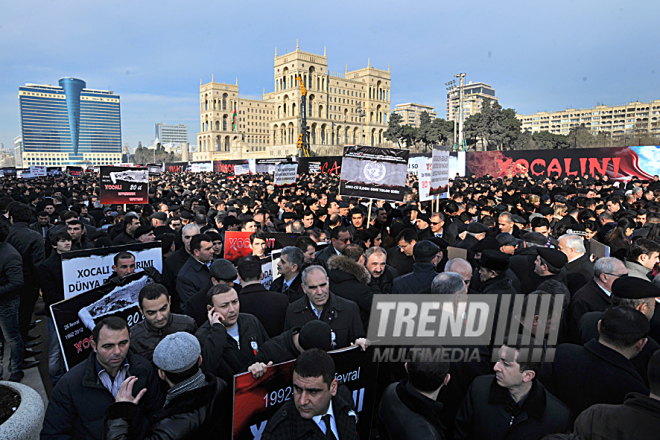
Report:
322,414,337,440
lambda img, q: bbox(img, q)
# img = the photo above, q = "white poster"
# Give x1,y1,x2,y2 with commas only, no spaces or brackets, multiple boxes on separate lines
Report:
418,157,434,202
430,146,450,199
261,259,273,290
407,156,427,176
61,242,163,299
273,163,298,186
30,165,47,177
235,164,250,176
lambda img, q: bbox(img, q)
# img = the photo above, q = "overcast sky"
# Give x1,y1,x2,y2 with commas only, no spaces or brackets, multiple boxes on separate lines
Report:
1,0,659,152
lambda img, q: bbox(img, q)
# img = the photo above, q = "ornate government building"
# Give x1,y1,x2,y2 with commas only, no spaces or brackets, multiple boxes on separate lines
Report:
195,42,391,160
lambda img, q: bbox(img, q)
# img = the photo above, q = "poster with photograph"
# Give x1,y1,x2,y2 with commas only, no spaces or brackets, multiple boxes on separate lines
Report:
234,164,250,176
232,346,378,440
429,146,450,198
51,272,153,370
61,242,162,299
418,157,435,201
99,166,149,204
340,146,409,201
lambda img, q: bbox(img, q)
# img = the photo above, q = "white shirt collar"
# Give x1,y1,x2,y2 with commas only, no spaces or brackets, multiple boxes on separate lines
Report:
312,400,337,438
595,281,612,297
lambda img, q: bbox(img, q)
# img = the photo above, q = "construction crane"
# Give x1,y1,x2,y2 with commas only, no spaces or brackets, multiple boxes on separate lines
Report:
295,75,310,157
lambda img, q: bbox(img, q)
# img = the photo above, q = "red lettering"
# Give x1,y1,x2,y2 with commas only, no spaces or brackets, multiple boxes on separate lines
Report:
588,157,610,176
564,158,578,176
579,158,588,175
327,161,340,175
547,159,562,176
530,159,546,176
497,158,513,177
611,157,621,177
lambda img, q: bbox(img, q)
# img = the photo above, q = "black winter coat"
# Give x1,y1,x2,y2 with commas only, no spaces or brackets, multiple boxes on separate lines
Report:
41,351,163,440
163,247,193,311
176,257,212,308
246,328,301,369
539,339,649,420
39,251,64,314
0,241,23,304
112,231,137,246
509,247,540,295
195,314,269,383
239,283,289,338
103,374,230,440
391,262,438,296
379,380,446,440
284,292,365,349
454,376,570,440
263,384,358,440
560,253,594,294
578,310,660,387
269,273,304,303
387,246,415,277
7,222,45,289
372,264,397,294
573,392,660,440
327,255,376,327
565,279,612,344
315,243,339,270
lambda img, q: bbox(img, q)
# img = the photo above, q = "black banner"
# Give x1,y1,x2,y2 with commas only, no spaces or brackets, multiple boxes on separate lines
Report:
51,272,152,370
296,156,342,175
99,166,149,204
340,146,409,201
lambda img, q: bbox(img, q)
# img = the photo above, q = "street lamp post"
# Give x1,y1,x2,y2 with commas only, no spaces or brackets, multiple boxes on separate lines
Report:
455,73,466,151
356,103,366,146
445,80,457,150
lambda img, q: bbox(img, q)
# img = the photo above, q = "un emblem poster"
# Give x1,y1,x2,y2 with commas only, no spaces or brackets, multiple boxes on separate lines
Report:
339,145,409,201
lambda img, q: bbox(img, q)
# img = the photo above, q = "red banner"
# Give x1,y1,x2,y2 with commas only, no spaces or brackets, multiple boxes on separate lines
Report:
223,231,253,263
465,146,660,182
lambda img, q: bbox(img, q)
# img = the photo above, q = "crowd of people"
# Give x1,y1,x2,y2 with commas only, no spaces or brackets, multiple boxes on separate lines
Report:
1,168,660,439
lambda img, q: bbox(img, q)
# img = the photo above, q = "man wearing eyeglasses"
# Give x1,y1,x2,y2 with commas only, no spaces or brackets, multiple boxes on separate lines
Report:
566,257,627,344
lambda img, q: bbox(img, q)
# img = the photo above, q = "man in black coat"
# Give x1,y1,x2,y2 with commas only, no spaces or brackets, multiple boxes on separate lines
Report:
387,228,417,277
327,244,377,328
112,214,140,245
565,257,626,343
509,233,545,295
578,276,660,386
104,332,230,440
454,344,570,440
391,240,442,296
315,226,352,269
7,203,45,346
176,234,214,309
41,317,163,440
163,223,200,311
237,256,289,338
455,222,488,251
263,349,359,440
379,346,451,440
284,265,365,350
195,284,269,384
365,246,396,295
29,210,53,241
0,222,26,382
558,233,594,294
540,306,650,420
477,250,518,324
270,246,305,303
574,350,660,440
39,230,72,385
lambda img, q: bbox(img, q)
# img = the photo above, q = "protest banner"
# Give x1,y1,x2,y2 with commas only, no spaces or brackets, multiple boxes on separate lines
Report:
340,146,409,201
99,166,149,204
273,163,298,187
47,167,63,177
148,164,164,174
232,346,378,440
61,242,162,299
297,156,342,175
235,164,250,176
29,165,47,177
224,232,299,264
66,166,83,176
590,239,611,259
260,257,274,290
465,145,660,181
51,272,153,370
418,157,435,202
429,146,450,198
255,158,287,174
